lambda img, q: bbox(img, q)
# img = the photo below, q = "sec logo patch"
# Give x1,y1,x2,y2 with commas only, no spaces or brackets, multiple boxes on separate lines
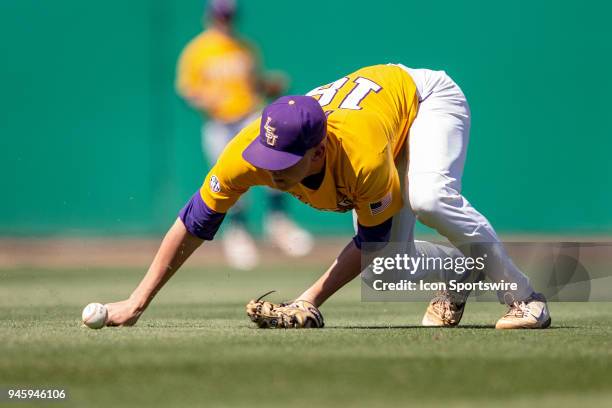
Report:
209,175,221,193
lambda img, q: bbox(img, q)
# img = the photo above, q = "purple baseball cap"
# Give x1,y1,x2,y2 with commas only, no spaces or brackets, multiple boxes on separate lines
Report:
242,95,327,171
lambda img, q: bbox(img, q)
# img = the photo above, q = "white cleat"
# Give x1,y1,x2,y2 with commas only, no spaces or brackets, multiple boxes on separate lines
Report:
495,292,551,329
265,213,314,257
422,290,466,327
222,226,259,270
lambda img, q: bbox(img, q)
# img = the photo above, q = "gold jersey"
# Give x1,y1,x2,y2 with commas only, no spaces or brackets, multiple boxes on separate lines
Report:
199,64,419,226
176,28,261,122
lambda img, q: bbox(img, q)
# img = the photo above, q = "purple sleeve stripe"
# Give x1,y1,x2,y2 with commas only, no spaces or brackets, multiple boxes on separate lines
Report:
178,191,226,241
352,217,393,250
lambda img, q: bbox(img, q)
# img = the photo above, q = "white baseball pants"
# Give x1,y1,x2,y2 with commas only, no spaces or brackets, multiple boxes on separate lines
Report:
388,64,534,303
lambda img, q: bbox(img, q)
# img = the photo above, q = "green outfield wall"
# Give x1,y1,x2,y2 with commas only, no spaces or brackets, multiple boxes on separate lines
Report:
1,0,611,236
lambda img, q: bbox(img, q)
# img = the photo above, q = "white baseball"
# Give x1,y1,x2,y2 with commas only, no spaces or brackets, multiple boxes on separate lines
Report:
82,303,107,329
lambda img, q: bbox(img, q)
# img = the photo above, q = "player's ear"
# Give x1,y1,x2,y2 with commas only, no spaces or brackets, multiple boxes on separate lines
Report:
311,141,326,161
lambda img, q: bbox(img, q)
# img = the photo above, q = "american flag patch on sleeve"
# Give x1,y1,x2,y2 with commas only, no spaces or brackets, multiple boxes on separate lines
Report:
369,191,392,216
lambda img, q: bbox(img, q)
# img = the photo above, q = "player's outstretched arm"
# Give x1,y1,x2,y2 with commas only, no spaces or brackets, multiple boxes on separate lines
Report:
296,240,362,308
245,240,360,329
295,218,392,308
105,218,203,326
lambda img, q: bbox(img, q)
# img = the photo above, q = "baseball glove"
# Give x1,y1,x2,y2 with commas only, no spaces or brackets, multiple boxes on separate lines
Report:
245,291,324,329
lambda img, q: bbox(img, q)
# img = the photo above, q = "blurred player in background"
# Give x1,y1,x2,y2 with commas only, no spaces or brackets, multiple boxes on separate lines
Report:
176,0,312,270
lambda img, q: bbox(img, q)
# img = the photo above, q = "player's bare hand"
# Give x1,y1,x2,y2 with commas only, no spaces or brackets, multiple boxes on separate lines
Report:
104,299,143,327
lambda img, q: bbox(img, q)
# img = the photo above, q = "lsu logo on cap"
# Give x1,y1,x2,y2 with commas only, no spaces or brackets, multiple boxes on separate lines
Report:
209,175,221,193
263,116,278,146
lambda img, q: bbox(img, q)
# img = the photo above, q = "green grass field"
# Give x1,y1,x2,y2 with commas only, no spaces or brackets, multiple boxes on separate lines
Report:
1,265,612,407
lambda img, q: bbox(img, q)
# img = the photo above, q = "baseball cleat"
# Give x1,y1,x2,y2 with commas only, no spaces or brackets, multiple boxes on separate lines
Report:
422,290,466,327
222,225,259,270
495,292,551,329
265,213,314,257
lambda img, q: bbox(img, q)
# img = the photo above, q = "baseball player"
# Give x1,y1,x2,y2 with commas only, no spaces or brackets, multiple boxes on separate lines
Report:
176,0,312,270
107,63,551,330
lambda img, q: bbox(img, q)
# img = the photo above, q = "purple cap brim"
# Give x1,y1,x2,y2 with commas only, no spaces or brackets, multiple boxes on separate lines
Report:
242,138,303,171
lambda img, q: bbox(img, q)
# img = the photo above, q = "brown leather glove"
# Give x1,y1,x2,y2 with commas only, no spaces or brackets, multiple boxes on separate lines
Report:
245,291,324,329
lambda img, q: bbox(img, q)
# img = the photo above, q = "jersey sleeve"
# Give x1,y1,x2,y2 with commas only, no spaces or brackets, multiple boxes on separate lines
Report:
199,120,263,213
200,155,249,214
352,217,393,250
353,146,403,227
179,191,226,240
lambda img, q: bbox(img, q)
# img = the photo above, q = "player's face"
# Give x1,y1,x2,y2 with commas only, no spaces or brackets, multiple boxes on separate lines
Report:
269,152,314,191
269,145,322,191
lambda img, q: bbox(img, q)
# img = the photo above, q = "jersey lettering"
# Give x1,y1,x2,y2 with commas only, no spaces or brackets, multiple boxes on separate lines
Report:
306,77,349,106
339,77,382,110
306,76,382,110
